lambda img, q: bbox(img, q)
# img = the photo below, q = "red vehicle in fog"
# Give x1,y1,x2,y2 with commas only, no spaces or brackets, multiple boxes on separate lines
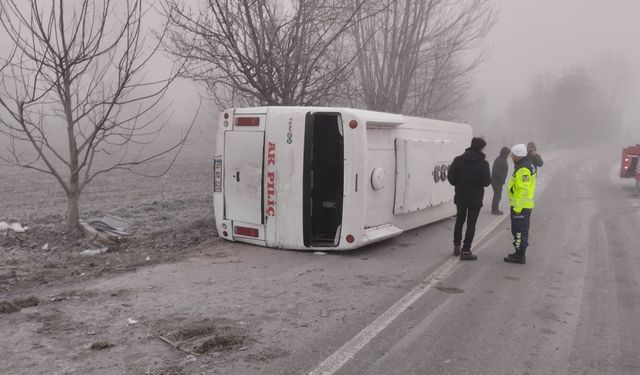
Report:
620,145,640,195
620,145,640,178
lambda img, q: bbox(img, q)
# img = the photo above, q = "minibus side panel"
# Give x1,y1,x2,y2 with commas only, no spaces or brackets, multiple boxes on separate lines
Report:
363,117,471,235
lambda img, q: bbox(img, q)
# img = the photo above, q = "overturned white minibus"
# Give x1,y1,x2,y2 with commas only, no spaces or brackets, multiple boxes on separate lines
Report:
213,107,472,250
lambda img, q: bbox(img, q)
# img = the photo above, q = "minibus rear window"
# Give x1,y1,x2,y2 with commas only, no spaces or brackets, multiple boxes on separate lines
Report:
303,113,344,247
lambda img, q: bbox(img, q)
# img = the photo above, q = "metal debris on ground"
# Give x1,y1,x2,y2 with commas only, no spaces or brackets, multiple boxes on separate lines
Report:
87,214,132,239
80,246,109,256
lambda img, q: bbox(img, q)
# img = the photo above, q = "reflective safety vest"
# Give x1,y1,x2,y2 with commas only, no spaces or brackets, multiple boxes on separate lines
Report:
508,158,536,213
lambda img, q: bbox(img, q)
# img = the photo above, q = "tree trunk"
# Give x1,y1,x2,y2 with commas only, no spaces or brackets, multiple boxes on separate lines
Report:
66,191,81,235
66,167,82,236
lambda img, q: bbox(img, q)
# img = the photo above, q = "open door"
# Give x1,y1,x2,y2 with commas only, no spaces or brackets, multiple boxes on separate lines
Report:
224,131,265,224
303,113,344,247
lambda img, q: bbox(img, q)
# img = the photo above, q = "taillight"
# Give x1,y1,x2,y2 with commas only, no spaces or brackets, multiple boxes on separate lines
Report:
235,117,260,126
234,226,259,238
346,234,355,243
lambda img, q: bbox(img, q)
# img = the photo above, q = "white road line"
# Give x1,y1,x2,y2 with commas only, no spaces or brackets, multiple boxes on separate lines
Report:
308,215,507,375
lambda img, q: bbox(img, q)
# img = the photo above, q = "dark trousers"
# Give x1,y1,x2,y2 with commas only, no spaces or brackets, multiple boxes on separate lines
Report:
511,208,532,254
454,204,481,251
491,183,503,212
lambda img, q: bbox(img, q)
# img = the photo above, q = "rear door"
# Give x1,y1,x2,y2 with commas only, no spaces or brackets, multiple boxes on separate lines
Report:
224,131,264,224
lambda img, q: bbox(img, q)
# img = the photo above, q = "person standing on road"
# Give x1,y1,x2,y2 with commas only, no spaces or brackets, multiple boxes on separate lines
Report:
447,137,491,261
504,144,537,264
490,147,511,215
527,141,544,168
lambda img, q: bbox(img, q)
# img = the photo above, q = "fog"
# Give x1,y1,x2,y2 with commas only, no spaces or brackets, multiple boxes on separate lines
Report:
2,0,640,165
161,0,640,150
468,0,640,148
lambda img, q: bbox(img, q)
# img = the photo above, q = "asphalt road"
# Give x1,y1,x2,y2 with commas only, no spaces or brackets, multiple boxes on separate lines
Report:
308,149,640,375
3,148,638,375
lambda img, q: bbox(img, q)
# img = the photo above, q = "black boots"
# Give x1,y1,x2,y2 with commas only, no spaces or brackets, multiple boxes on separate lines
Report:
504,252,526,264
460,251,478,261
455,244,476,261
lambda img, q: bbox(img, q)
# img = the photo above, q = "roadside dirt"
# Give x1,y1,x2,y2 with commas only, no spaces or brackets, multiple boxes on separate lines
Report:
0,156,218,294
1,155,264,374
1,211,217,293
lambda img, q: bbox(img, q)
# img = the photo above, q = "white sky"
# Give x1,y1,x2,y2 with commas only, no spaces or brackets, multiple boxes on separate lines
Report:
475,0,640,116
2,1,639,136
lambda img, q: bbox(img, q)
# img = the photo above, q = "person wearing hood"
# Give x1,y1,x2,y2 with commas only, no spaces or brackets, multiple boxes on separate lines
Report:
447,137,491,261
490,147,511,215
504,143,537,265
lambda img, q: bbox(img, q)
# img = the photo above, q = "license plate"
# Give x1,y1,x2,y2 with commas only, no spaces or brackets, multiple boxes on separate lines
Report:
213,159,223,192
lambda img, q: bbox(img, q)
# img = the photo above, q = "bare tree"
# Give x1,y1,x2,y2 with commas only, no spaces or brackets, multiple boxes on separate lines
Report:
353,0,496,119
162,0,369,108
0,0,194,234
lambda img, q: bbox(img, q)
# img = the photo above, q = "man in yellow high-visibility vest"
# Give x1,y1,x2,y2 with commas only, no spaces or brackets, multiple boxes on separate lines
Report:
504,144,537,264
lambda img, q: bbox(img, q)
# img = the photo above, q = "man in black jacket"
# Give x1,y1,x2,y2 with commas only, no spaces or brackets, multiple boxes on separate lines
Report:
491,147,511,215
447,137,491,260
527,141,544,168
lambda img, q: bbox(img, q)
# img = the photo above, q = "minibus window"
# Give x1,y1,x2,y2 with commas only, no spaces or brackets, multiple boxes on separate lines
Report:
303,113,344,247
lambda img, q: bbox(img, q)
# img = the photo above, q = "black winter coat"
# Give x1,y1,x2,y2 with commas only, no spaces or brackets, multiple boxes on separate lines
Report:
448,148,491,208
528,152,544,168
491,147,511,186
